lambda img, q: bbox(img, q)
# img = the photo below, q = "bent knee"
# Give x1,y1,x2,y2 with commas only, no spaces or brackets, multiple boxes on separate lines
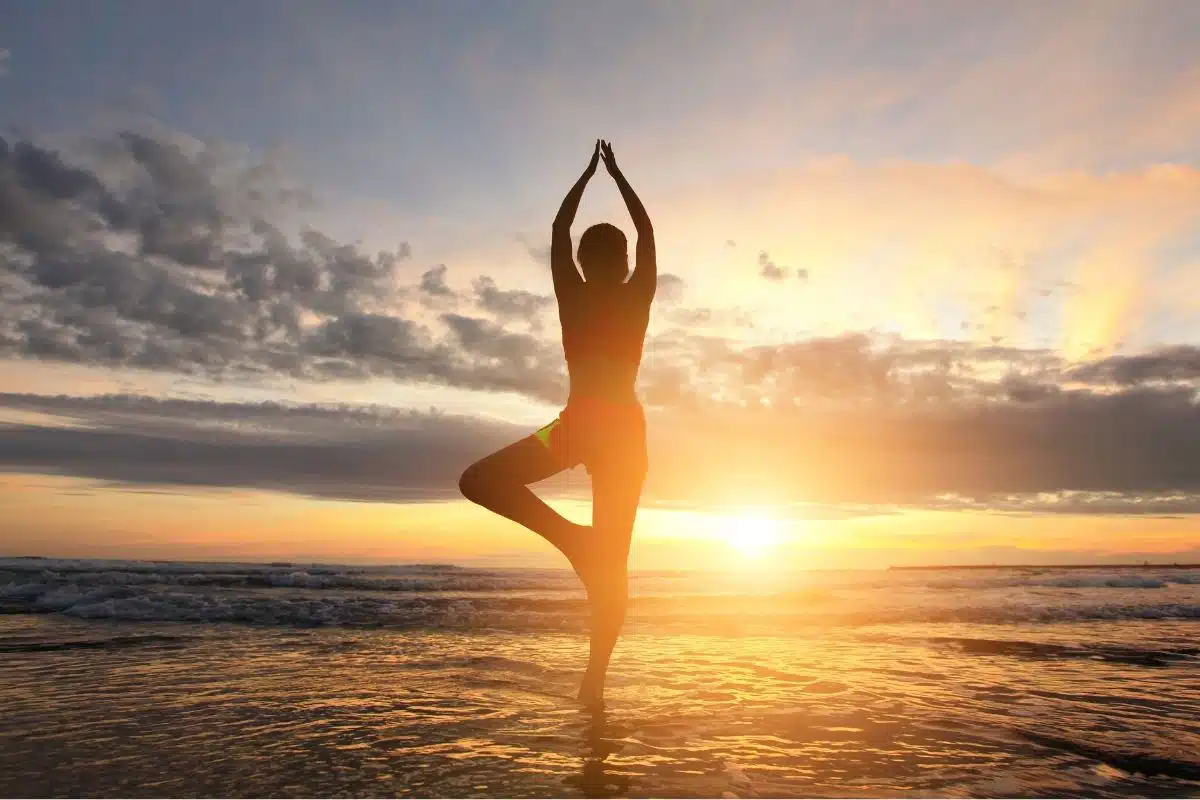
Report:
458,462,491,504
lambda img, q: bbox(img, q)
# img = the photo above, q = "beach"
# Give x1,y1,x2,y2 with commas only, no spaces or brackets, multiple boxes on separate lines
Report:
1,559,1198,798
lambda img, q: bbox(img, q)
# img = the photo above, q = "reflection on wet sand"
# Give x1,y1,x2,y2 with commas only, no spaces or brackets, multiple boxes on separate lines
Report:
568,709,633,799
1,600,1198,797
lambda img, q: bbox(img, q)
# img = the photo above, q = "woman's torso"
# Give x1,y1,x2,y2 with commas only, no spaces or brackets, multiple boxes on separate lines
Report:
559,286,651,405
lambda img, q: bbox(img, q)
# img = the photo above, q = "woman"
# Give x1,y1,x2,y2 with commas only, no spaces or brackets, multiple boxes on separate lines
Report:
459,139,656,708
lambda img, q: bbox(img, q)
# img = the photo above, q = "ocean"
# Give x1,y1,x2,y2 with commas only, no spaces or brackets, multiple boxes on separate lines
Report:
1,557,1198,798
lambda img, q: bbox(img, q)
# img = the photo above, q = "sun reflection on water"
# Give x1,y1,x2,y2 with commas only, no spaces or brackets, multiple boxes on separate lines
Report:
1,587,1198,798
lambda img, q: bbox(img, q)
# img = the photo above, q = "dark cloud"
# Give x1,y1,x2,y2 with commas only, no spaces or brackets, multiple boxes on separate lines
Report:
0,129,575,403
0,129,688,405
642,384,1200,513
628,331,1200,511
418,264,453,297
635,331,1133,411
472,275,553,322
438,314,565,403
2,130,409,362
0,393,524,503
1067,345,1200,386
0,389,1196,515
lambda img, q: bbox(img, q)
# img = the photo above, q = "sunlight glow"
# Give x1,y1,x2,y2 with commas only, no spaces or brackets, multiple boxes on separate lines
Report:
726,514,784,560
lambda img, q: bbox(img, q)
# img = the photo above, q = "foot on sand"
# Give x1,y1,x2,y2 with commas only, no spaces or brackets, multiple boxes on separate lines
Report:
577,668,606,710
558,531,628,711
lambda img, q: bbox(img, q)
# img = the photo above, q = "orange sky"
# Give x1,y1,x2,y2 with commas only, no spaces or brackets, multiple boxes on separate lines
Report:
3,473,1196,570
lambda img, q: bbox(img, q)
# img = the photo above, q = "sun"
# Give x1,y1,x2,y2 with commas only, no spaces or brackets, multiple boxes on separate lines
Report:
726,514,783,559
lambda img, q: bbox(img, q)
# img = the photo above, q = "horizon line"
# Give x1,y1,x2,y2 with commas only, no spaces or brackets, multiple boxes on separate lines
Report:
4,555,1199,572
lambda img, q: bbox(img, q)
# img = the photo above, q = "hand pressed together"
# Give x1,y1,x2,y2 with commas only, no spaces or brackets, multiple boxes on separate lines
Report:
600,139,619,176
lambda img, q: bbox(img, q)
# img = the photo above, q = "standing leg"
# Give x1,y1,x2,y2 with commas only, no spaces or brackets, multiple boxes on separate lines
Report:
576,457,646,709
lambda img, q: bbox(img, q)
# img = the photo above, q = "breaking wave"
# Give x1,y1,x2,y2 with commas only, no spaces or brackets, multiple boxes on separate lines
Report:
1,558,1197,632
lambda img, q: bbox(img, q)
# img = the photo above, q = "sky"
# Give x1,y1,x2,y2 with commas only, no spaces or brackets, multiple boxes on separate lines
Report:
0,0,1198,570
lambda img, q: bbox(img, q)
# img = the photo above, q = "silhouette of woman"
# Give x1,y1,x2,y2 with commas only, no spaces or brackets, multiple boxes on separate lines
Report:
460,139,656,708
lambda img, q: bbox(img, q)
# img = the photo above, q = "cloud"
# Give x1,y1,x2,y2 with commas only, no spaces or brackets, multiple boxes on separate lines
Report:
0,393,524,503
1066,345,1200,386
922,491,1200,517
0,128,715,409
628,331,1200,511
660,306,756,330
11,127,1196,408
652,157,1200,355
642,384,1200,514
2,130,404,347
757,250,788,282
2,127,1198,515
655,272,686,304
754,249,807,284
516,234,551,267
438,313,564,401
1,353,1197,515
418,264,453,297
637,328,1200,410
472,275,553,323
0,129,576,402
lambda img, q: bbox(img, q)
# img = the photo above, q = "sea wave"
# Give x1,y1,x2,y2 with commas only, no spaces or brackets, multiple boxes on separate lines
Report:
925,573,1200,590
0,558,575,593
3,558,1199,632
2,577,1198,631
4,558,1198,594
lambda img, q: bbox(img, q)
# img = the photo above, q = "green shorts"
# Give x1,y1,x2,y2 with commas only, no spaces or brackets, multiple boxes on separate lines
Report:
534,396,647,476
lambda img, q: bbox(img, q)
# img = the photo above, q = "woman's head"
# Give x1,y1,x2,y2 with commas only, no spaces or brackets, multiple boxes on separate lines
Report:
577,223,628,284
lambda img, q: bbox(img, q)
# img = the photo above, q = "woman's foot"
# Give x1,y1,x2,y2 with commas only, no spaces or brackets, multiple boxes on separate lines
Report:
575,553,627,712
578,668,606,710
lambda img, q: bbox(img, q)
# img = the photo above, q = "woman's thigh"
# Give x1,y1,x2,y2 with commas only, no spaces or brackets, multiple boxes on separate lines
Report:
465,433,571,487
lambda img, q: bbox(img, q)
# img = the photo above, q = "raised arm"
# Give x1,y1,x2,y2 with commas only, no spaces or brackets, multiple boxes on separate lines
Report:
601,140,656,299
550,140,600,300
